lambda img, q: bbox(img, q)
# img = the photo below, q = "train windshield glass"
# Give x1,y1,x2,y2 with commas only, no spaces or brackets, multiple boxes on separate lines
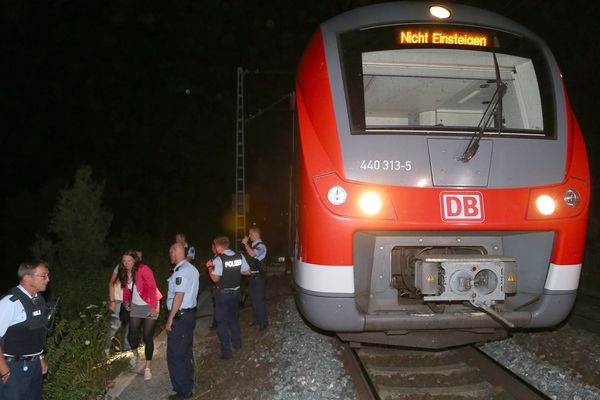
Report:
340,25,554,137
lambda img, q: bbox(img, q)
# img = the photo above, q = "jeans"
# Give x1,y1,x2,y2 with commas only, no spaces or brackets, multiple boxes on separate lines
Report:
105,301,130,350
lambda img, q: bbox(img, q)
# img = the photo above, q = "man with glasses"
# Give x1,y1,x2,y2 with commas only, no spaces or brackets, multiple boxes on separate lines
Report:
0,261,51,399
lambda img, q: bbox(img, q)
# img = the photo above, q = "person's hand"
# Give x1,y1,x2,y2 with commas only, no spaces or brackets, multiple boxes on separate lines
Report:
40,357,48,375
1,369,10,385
148,308,159,318
166,316,173,332
108,301,116,312
205,259,213,268
241,236,249,245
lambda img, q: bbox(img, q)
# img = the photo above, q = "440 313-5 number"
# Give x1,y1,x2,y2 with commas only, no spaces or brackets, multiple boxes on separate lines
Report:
360,159,412,171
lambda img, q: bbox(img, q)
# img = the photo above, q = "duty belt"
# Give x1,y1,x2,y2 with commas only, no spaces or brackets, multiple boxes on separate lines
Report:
219,287,240,293
4,354,42,362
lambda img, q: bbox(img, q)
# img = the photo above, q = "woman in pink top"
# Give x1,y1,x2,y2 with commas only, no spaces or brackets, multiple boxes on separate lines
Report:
120,249,161,380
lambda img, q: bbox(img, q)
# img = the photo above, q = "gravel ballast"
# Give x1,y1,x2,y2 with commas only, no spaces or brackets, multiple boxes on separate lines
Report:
194,275,600,399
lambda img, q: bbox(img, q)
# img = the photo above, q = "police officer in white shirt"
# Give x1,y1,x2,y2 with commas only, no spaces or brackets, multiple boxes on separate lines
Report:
166,243,199,399
0,261,50,400
175,233,196,264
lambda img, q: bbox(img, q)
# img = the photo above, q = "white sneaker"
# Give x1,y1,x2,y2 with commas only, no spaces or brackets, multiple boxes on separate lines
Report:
129,355,139,369
144,368,152,381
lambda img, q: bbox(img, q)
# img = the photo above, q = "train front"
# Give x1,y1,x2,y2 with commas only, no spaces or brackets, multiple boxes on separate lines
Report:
293,3,589,348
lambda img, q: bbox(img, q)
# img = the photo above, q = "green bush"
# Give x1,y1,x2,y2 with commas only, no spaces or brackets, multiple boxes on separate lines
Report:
44,304,126,400
29,164,174,398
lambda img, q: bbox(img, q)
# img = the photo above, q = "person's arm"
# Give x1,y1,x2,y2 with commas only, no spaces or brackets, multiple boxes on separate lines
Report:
0,346,10,385
0,301,13,384
143,266,159,315
241,256,251,276
205,259,221,282
166,292,184,332
242,237,256,257
108,271,118,311
39,354,48,375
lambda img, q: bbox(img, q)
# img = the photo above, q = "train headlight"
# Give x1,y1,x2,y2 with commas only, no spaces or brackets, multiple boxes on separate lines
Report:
429,5,451,19
536,194,556,216
359,192,382,215
527,178,587,220
563,189,580,207
327,185,348,206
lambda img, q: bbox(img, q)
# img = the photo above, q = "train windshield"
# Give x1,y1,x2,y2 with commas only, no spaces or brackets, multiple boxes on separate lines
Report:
340,25,555,137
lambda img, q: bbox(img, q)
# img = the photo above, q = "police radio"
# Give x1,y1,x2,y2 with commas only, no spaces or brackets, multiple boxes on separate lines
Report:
46,296,60,333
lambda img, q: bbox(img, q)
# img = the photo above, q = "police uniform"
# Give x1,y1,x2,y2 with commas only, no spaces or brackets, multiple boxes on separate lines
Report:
0,286,47,400
184,243,196,263
213,249,249,359
166,260,199,398
248,241,269,328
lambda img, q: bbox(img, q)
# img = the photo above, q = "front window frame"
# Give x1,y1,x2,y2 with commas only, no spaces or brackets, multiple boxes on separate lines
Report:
339,24,556,139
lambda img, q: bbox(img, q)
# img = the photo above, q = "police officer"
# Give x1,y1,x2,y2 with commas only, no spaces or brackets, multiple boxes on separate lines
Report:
166,243,199,400
175,233,196,264
208,242,218,330
0,261,50,400
242,226,269,329
205,236,250,360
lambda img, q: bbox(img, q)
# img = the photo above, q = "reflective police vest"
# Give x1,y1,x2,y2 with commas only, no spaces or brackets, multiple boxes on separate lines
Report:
217,252,243,289
2,287,48,356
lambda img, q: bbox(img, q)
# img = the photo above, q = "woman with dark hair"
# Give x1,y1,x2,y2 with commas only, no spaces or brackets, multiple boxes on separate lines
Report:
120,249,161,381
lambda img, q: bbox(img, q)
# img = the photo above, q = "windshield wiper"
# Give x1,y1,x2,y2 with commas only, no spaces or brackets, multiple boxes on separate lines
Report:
458,50,507,163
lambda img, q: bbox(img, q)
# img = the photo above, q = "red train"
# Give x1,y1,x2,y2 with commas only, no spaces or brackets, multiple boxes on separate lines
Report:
292,2,589,348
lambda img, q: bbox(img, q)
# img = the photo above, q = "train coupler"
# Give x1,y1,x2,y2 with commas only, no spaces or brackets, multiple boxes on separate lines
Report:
415,254,517,302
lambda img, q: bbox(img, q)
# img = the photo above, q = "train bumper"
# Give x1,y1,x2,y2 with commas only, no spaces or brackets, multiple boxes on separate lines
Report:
294,252,579,331
295,283,576,347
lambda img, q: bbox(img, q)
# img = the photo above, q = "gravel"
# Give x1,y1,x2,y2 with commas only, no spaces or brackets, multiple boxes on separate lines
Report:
267,296,357,400
194,275,600,400
266,292,600,400
480,336,600,400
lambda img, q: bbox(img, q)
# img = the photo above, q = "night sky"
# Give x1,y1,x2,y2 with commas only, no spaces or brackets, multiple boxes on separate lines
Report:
2,0,599,287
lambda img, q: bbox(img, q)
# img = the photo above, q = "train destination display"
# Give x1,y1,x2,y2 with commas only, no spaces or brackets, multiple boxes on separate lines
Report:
397,30,489,46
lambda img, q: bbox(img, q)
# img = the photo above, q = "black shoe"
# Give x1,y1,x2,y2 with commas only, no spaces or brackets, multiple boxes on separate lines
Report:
233,345,241,350
248,321,257,327
220,355,232,360
168,393,192,399
259,324,268,331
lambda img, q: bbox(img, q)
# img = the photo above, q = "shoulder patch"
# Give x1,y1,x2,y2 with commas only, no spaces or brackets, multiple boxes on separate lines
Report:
176,277,182,285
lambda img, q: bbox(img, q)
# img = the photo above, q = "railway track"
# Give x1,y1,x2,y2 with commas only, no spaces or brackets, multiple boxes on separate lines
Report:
342,342,549,400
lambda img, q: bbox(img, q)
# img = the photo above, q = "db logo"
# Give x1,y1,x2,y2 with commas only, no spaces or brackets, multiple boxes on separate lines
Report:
440,192,485,222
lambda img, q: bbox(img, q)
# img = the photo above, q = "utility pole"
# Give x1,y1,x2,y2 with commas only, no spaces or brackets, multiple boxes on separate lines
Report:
234,67,292,252
234,67,246,250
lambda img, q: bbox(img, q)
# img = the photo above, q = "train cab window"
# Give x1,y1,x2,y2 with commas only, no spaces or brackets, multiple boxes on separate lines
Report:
340,25,555,138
